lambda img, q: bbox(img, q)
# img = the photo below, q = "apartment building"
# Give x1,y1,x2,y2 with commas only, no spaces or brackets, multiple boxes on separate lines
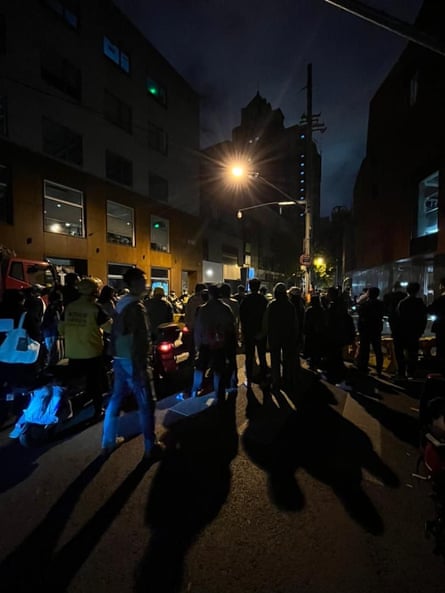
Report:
0,0,202,293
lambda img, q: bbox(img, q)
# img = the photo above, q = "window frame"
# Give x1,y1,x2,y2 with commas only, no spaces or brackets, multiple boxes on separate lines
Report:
416,170,439,238
43,179,85,238
106,200,135,247
42,116,83,166
147,120,168,154
150,215,170,253
103,35,130,74
105,150,133,187
104,89,132,133
148,172,168,203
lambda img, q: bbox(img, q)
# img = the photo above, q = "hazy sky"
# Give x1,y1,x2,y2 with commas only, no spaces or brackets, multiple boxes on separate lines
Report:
115,0,424,216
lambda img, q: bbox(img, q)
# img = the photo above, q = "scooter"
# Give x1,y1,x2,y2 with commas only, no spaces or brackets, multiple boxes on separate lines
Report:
152,322,192,398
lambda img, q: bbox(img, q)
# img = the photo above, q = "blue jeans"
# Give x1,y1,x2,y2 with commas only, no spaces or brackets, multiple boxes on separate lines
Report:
102,358,156,452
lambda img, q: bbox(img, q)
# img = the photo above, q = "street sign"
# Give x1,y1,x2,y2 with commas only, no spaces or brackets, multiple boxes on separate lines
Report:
299,254,311,266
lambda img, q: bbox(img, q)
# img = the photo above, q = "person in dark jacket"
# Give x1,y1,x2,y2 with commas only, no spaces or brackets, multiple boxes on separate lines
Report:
239,277,269,388
324,286,355,388
144,286,174,342
191,283,236,402
427,277,445,376
303,294,327,371
396,281,427,379
356,286,384,376
263,282,299,394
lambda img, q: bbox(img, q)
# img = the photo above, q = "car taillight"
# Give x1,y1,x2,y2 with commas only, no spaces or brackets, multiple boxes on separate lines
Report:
158,342,173,353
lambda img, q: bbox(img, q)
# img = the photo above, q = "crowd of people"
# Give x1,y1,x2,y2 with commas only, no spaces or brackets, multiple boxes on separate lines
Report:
3,269,445,460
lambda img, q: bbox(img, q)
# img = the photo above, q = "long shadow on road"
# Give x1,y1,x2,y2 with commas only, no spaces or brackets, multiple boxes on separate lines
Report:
242,370,400,535
135,396,239,593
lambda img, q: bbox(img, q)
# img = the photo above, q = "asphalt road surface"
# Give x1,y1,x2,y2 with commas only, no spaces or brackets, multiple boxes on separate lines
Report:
0,357,444,593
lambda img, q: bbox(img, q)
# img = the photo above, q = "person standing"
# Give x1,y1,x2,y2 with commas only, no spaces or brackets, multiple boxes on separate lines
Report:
184,282,206,355
427,277,445,376
263,282,299,394
324,286,355,388
58,277,109,421
101,267,162,460
303,294,327,371
41,288,64,367
144,286,174,342
192,283,236,402
239,277,269,388
219,282,240,389
396,281,427,379
356,286,384,376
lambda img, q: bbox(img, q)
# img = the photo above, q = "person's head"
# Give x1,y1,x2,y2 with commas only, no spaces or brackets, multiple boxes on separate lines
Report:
237,284,245,294
98,285,115,302
406,281,420,296
273,282,287,299
207,283,220,300
65,272,80,287
368,286,380,299
248,278,261,293
153,286,165,299
123,267,147,296
288,286,301,298
393,281,402,291
310,294,321,307
194,282,206,294
77,277,101,299
219,283,231,298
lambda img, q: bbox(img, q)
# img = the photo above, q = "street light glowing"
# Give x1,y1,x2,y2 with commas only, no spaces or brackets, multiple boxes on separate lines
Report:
231,165,245,178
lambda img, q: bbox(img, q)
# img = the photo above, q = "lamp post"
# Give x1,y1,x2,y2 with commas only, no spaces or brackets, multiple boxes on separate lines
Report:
229,164,307,286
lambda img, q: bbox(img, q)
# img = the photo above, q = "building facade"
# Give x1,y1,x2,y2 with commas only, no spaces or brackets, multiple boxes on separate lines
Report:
350,0,445,302
0,0,202,293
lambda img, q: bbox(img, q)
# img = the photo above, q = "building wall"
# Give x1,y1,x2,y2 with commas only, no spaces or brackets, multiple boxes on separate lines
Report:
0,142,202,291
0,0,200,216
351,1,445,297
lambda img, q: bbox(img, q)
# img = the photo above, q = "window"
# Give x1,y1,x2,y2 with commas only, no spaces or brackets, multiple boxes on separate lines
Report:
147,76,167,106
41,49,81,101
106,200,134,246
417,171,439,237
42,1,79,30
104,90,132,133
0,96,7,136
151,267,169,294
105,151,132,186
107,262,136,291
42,117,83,165
103,36,130,73
148,121,167,154
149,173,168,202
0,164,12,224
44,180,85,237
150,216,169,252
410,71,419,107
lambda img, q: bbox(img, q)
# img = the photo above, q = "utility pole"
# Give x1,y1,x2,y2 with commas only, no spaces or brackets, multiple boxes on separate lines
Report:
303,63,313,296
301,63,326,296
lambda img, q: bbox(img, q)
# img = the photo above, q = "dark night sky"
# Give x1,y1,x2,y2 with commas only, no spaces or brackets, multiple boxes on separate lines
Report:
115,0,423,216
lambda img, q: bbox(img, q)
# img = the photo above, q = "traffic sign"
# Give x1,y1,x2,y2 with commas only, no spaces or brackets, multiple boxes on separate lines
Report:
299,254,311,266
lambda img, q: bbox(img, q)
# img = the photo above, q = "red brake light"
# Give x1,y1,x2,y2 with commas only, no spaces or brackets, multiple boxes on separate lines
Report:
159,342,173,353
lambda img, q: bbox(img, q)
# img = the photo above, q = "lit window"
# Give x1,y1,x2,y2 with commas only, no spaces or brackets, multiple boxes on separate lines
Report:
417,171,439,237
151,267,169,294
107,200,134,246
44,180,85,237
147,77,167,106
103,36,130,73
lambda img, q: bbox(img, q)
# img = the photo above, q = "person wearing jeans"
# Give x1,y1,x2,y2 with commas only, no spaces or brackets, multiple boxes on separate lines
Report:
101,267,162,460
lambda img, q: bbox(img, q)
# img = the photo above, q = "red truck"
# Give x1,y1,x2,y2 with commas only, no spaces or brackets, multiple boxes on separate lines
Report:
0,246,57,302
